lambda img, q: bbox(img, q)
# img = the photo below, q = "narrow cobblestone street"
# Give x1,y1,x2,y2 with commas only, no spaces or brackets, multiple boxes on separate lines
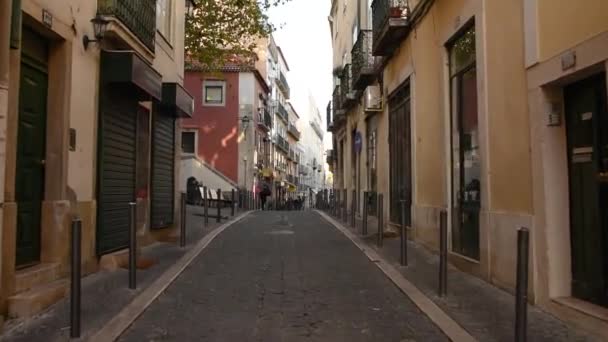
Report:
119,210,448,341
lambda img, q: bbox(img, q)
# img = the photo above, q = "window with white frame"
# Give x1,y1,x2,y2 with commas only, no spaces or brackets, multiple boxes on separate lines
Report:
181,131,197,155
156,0,173,43
203,80,226,106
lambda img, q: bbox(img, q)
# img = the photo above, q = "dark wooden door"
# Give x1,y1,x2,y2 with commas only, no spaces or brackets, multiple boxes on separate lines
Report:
388,82,412,225
16,62,48,266
565,73,608,307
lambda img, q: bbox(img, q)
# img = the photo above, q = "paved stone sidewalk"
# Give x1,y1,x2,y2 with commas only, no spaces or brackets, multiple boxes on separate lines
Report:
2,205,237,342
326,210,604,342
119,211,448,342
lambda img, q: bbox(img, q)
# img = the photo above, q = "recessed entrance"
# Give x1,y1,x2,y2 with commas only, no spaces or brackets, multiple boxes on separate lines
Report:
564,72,608,308
15,29,49,267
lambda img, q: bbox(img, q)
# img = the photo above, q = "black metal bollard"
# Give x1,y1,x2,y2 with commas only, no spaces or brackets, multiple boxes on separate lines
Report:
439,210,448,297
180,193,186,248
377,194,384,247
400,200,408,266
231,189,235,216
343,189,348,223
515,228,530,342
70,218,82,338
336,190,341,218
351,189,356,228
362,191,368,235
129,202,137,289
203,186,209,226
217,189,222,223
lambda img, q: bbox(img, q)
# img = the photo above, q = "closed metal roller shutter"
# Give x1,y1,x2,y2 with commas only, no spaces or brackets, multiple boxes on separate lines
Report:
150,107,175,229
97,91,136,255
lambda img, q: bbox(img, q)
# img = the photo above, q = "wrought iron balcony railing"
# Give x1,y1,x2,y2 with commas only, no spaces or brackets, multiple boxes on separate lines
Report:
288,123,301,140
340,64,356,109
326,101,334,132
371,0,410,56
277,70,291,99
332,85,346,127
277,102,289,123
258,108,273,130
98,0,156,52
352,30,376,90
276,135,289,153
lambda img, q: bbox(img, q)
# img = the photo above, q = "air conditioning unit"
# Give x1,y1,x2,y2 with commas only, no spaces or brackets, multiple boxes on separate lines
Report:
364,85,382,113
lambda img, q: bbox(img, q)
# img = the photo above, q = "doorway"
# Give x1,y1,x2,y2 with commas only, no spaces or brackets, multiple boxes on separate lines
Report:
388,81,412,226
564,72,608,307
15,29,49,267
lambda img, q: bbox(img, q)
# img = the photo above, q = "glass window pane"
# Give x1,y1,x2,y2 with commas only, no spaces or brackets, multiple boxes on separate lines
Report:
205,86,223,104
449,25,480,260
182,132,195,153
450,26,476,76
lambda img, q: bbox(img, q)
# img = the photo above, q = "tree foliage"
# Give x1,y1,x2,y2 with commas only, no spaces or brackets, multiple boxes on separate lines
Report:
186,0,289,69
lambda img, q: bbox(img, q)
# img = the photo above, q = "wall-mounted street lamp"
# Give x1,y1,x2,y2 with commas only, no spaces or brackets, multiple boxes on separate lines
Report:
83,14,109,50
240,115,251,130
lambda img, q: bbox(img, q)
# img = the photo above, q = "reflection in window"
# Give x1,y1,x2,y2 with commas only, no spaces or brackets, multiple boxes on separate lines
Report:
449,24,480,260
156,0,173,42
203,80,225,106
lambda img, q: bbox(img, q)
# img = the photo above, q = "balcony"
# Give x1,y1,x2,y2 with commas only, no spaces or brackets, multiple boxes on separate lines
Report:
372,0,411,56
326,149,334,165
352,30,377,90
340,64,357,109
287,174,295,184
332,86,346,128
294,153,300,164
287,148,295,161
98,0,156,52
277,102,289,123
287,123,301,140
276,135,289,153
277,70,291,99
257,108,272,131
326,101,334,132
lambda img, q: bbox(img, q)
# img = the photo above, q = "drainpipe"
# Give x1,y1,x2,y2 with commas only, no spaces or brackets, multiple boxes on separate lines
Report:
0,0,15,326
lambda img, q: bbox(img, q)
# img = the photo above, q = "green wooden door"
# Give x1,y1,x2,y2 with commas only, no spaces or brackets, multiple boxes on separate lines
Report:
565,73,608,307
16,62,48,267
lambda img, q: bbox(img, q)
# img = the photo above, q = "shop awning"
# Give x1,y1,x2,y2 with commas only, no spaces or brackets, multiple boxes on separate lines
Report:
101,50,162,101
162,83,194,118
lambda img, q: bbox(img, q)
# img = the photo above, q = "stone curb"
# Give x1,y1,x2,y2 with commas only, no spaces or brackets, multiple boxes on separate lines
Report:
316,210,476,342
89,211,254,342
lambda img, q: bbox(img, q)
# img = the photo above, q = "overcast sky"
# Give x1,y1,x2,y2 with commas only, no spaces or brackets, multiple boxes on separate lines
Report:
268,0,333,148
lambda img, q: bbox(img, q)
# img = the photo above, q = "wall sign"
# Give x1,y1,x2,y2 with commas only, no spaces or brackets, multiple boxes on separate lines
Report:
354,131,362,154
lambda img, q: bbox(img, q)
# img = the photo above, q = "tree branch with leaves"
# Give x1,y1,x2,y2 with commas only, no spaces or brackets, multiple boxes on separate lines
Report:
186,0,290,69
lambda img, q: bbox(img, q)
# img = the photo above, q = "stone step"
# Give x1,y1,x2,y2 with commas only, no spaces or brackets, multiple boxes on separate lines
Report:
7,280,68,318
15,263,61,294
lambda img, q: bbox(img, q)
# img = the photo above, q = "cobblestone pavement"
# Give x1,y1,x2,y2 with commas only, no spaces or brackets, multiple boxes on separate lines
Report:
2,206,233,342
119,210,448,342
330,210,604,342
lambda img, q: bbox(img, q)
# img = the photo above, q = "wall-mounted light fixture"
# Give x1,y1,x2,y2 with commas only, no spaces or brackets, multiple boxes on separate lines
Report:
83,14,109,50
240,115,251,130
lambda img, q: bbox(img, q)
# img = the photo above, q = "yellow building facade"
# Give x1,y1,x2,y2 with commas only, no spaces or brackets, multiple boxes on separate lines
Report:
0,0,192,322
329,0,608,335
